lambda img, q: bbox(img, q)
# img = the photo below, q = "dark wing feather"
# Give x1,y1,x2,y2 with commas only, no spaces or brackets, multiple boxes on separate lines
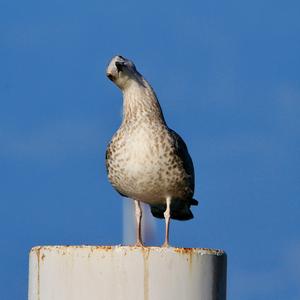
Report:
168,128,195,193
149,128,198,221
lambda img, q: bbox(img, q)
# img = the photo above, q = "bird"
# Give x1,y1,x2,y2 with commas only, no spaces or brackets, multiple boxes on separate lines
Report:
105,55,198,247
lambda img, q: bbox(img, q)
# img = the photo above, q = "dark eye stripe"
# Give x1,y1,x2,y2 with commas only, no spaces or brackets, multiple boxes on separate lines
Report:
117,55,125,60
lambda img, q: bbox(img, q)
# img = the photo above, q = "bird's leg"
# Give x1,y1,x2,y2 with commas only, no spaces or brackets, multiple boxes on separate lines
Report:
162,197,171,247
134,200,144,246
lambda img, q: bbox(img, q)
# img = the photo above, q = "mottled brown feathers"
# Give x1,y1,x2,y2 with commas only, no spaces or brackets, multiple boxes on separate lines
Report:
105,63,197,220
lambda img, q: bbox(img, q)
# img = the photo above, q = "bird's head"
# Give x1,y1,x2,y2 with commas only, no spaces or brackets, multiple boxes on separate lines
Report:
106,55,142,90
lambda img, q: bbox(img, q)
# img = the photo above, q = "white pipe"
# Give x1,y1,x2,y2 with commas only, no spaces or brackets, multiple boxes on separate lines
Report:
28,246,227,300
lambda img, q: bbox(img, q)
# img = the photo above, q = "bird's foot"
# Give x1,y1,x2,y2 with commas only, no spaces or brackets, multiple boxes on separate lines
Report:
134,241,144,247
161,241,170,248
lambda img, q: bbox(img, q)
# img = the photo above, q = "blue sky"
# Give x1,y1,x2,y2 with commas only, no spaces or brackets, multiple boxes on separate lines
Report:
1,0,300,299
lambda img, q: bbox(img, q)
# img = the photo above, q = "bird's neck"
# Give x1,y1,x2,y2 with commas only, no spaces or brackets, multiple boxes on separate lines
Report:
122,79,166,125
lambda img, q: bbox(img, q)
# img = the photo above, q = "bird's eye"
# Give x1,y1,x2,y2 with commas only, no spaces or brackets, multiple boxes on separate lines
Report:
115,61,125,72
117,55,125,60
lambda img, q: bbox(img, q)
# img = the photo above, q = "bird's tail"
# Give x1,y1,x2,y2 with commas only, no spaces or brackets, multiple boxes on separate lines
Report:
150,198,198,221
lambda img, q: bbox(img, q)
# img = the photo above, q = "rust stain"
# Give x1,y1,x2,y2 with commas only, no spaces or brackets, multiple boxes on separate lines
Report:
189,250,193,273
172,247,226,273
173,247,225,256
31,245,114,251
30,245,225,255
34,247,41,300
95,246,113,251
174,247,195,254
142,247,150,300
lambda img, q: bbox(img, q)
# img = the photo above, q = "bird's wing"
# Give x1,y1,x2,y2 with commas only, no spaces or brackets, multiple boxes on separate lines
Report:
168,128,195,193
105,142,128,198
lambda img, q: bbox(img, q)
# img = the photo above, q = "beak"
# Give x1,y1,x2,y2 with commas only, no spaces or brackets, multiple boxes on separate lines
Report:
115,61,126,72
106,73,114,81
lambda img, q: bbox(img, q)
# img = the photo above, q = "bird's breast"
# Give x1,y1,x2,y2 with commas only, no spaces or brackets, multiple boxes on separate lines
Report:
106,122,193,204
114,125,166,176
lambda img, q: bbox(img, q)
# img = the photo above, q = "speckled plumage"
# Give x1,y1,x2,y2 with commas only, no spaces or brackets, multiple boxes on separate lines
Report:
105,56,198,245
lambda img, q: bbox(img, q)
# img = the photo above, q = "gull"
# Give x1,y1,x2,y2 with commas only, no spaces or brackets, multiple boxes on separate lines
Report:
105,55,198,247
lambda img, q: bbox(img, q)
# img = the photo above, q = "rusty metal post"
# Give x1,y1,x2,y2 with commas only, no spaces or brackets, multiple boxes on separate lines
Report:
28,246,227,300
